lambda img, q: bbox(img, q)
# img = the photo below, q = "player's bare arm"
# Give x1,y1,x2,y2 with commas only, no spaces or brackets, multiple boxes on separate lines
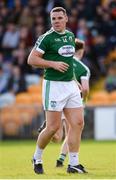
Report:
75,38,85,49
81,78,89,102
28,49,69,73
75,39,85,59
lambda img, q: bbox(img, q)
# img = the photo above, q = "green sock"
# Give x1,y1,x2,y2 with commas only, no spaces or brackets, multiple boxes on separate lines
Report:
59,153,66,162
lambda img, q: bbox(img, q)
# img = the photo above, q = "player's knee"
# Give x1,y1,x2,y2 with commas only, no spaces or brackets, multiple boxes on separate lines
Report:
47,124,60,135
52,133,62,143
77,118,84,129
71,118,84,130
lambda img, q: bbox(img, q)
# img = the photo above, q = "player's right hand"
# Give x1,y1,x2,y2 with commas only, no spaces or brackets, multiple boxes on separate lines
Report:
51,61,69,73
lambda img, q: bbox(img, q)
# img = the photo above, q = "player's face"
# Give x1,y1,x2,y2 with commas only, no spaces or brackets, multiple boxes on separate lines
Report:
51,11,68,33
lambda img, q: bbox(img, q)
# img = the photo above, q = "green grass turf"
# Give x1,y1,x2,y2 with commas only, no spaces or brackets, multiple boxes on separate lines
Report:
0,140,116,179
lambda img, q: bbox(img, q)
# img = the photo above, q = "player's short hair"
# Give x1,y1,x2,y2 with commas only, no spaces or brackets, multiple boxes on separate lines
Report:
50,7,67,15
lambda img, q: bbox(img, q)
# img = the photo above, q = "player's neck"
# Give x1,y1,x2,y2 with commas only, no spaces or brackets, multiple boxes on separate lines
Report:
51,27,66,34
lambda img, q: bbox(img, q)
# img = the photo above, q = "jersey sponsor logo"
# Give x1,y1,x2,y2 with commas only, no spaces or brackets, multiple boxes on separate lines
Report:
58,45,75,57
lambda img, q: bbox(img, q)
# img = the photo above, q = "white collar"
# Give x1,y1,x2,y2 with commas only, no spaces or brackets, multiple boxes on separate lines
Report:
51,27,66,34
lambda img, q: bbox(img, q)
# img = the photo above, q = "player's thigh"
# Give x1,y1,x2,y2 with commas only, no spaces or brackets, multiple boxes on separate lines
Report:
63,107,84,127
45,111,62,130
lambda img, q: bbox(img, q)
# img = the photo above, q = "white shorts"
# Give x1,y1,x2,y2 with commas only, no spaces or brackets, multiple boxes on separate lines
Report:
42,79,83,111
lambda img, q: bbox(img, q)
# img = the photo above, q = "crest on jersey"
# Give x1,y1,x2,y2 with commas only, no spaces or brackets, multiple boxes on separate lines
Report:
58,45,75,57
50,101,57,109
69,36,73,41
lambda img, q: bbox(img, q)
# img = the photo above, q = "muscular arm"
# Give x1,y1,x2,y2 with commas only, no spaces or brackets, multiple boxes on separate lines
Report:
75,38,85,49
28,49,53,68
81,78,89,103
74,49,85,60
75,39,85,59
27,49,69,73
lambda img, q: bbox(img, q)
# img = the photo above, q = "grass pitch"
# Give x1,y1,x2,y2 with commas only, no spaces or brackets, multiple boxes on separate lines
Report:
0,140,116,179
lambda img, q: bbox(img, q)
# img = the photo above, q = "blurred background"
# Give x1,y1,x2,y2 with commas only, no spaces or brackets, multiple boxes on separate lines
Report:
0,0,116,140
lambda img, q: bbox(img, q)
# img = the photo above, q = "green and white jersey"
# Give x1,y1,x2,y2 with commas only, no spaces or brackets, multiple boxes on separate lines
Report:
34,28,75,81
73,56,90,83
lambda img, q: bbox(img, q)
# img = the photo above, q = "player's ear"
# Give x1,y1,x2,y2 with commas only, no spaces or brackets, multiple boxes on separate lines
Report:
65,15,68,22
